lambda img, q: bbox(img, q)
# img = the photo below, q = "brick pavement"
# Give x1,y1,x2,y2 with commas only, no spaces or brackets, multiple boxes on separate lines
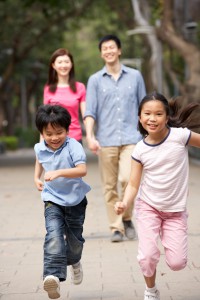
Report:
0,149,200,299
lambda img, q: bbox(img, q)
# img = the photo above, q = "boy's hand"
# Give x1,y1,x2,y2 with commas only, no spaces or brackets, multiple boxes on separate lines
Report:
114,202,127,215
44,170,59,181
35,179,44,191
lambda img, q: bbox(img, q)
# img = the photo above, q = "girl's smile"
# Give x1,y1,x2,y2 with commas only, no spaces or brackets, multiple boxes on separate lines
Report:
139,100,169,142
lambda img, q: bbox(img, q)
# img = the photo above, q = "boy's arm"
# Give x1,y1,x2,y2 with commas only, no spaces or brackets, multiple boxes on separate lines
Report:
34,158,44,191
115,159,143,214
44,163,87,182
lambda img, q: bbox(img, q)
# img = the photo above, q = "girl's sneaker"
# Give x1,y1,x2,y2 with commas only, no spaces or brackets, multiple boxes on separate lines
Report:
70,261,83,285
43,275,60,299
144,289,160,300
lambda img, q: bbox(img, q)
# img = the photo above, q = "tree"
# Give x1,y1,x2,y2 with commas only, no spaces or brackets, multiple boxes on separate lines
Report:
130,0,200,103
0,0,94,135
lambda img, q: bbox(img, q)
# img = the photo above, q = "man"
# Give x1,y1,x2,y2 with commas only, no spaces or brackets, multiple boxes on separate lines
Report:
84,34,146,242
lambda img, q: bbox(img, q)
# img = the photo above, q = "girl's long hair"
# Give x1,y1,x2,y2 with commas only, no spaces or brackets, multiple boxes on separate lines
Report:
138,91,200,137
47,48,76,93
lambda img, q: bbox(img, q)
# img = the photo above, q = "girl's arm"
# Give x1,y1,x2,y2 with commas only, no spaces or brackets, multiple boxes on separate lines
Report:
44,163,87,182
188,131,200,148
34,158,44,191
115,159,143,214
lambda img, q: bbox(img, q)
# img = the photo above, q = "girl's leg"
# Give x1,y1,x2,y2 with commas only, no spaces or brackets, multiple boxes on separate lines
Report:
135,200,161,280
161,210,188,271
43,202,67,281
135,201,161,299
144,270,156,288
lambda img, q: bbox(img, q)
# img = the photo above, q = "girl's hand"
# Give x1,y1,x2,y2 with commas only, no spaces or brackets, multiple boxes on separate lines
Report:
34,179,44,191
114,202,127,215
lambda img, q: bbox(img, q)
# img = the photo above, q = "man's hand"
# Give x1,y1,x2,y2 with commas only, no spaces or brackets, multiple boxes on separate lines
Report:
86,137,101,155
114,202,127,215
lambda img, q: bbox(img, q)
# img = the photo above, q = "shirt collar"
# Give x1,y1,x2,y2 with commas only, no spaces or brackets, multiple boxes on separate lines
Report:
101,64,128,76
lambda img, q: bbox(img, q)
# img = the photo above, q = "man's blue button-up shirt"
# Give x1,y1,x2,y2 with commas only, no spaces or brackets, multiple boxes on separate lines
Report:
34,137,91,206
84,65,146,146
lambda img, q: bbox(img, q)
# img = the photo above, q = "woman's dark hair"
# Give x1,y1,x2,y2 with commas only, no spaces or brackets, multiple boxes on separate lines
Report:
35,105,71,134
47,48,76,93
138,91,200,137
98,34,121,51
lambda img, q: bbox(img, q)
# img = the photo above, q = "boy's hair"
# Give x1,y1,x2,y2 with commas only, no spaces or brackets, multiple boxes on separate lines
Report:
47,48,76,93
98,34,121,51
138,91,200,137
35,105,71,134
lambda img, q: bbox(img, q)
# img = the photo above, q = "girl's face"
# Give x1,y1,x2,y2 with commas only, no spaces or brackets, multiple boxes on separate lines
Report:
52,55,72,78
139,100,168,136
42,123,68,151
100,40,121,65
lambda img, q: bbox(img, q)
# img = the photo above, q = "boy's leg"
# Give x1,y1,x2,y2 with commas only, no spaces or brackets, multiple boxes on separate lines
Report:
161,210,188,271
44,202,67,281
65,197,88,265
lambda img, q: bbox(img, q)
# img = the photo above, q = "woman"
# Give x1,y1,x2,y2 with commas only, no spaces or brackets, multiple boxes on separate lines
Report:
43,48,86,143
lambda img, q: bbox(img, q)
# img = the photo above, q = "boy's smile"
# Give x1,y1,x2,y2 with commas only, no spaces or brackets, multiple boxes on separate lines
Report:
42,123,68,151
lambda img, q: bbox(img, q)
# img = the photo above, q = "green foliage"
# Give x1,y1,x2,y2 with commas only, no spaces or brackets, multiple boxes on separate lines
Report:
14,127,39,148
0,136,19,150
148,0,163,24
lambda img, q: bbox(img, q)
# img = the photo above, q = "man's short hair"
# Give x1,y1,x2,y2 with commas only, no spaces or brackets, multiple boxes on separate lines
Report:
98,35,121,51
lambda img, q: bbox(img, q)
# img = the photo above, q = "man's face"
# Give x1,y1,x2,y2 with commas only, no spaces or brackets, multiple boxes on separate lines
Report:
100,40,121,65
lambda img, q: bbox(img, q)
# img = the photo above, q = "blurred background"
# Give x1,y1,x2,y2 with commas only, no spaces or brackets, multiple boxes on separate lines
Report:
0,0,199,157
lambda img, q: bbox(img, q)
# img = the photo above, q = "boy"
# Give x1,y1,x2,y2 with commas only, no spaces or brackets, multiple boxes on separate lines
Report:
34,104,91,299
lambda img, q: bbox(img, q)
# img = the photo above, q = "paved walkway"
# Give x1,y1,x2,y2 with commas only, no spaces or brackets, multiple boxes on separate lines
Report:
0,149,200,300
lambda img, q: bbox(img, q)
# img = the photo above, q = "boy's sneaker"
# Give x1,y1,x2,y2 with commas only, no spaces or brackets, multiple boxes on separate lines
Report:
144,289,160,300
70,261,83,285
43,275,60,299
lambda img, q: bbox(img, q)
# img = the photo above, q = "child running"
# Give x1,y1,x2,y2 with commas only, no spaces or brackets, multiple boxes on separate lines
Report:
114,91,200,300
34,104,91,299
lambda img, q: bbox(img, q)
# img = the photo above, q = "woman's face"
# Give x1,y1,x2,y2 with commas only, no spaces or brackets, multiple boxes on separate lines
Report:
52,55,72,78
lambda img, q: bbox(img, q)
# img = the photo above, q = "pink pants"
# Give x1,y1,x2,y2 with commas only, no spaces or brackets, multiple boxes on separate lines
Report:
135,200,188,277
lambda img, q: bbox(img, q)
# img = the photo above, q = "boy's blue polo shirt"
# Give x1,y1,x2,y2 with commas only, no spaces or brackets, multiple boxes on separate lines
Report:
34,137,91,206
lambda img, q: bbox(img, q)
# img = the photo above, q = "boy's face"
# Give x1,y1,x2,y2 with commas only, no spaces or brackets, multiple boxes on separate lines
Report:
100,40,121,65
42,123,68,151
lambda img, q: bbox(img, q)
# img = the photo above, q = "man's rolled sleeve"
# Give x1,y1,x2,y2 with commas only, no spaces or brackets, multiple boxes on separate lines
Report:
84,75,98,120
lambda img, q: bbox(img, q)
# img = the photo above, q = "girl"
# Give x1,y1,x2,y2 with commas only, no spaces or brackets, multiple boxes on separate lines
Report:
43,48,86,143
115,92,200,300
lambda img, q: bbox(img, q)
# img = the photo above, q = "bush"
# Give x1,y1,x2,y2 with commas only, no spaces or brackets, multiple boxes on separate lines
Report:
14,127,39,148
0,136,19,150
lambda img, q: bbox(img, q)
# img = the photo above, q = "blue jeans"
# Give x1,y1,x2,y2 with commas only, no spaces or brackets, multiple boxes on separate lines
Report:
43,197,87,281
